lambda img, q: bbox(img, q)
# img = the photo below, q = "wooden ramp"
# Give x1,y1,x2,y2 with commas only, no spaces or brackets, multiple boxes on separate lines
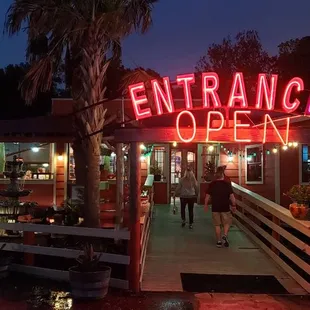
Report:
141,204,306,294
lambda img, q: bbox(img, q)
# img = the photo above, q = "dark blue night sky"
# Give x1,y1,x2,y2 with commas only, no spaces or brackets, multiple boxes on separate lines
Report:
0,0,310,78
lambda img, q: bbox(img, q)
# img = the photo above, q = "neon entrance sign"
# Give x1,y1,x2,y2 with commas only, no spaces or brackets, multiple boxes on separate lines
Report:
128,72,308,144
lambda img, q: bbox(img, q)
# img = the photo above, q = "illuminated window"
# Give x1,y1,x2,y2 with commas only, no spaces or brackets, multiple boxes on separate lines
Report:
0,142,53,180
245,145,263,184
68,144,116,181
301,144,310,183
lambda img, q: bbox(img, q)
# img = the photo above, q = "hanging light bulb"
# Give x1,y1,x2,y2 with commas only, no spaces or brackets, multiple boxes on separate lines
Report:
282,145,288,151
208,145,214,152
288,142,293,147
172,141,177,147
272,147,278,154
292,142,298,148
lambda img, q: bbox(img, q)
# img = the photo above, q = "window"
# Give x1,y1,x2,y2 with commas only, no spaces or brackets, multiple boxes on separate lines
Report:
301,144,310,183
201,145,219,182
0,142,53,180
245,145,263,184
151,146,166,181
68,144,116,181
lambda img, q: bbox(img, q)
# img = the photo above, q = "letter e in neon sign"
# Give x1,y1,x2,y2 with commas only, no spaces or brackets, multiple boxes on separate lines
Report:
234,111,252,142
228,72,248,108
282,77,304,113
206,111,224,142
152,77,175,115
176,74,195,110
128,82,152,120
202,72,221,108
176,111,196,143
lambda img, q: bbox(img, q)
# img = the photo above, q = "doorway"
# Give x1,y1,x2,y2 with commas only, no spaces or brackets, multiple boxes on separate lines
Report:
170,146,197,197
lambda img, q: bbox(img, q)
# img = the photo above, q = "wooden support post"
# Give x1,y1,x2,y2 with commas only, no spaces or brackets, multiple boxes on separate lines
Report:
115,143,124,230
129,142,141,293
23,231,35,265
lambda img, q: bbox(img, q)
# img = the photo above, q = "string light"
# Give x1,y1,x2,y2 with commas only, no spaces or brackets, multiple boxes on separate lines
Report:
272,147,278,154
292,142,298,148
282,145,288,151
172,142,177,147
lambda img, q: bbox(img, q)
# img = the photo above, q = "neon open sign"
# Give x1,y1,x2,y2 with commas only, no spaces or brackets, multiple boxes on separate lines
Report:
128,72,308,144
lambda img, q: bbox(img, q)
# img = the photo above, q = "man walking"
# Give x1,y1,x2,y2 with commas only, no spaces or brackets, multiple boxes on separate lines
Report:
204,168,236,247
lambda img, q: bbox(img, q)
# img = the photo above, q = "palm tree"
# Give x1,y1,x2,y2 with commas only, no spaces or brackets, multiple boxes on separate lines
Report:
5,0,157,227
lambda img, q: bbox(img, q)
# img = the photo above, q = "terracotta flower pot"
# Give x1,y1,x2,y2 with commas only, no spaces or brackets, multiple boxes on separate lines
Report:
289,203,309,220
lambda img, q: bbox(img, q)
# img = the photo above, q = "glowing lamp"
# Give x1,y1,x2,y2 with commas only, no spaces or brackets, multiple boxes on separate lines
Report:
282,145,288,151
172,142,177,147
292,142,298,148
140,144,146,150
228,155,233,163
42,163,49,167
288,142,293,147
57,155,64,161
31,147,39,153
208,145,214,152
272,148,278,154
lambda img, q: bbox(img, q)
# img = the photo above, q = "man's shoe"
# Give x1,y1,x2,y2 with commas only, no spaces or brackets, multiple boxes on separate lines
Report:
216,241,222,248
222,235,229,247
181,221,186,227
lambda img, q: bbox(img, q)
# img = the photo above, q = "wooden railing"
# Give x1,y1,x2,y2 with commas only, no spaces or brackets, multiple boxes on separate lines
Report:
140,174,154,284
232,182,310,293
0,223,130,289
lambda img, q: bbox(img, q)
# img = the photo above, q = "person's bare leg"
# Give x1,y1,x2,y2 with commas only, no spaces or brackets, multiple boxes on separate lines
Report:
223,223,230,237
215,225,221,241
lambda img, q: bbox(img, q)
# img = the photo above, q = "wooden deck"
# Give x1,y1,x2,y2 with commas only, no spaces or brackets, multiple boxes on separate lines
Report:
141,203,306,294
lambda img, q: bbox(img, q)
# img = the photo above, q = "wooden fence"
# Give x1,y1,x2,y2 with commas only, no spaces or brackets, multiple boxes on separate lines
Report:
0,223,130,289
232,182,310,293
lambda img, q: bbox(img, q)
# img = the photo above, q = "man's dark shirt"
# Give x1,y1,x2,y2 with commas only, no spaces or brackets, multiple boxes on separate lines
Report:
206,180,233,212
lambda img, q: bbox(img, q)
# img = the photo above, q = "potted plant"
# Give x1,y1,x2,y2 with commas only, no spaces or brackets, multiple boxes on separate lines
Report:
285,184,310,220
0,244,11,279
150,162,162,181
62,199,80,226
69,244,111,300
204,161,216,182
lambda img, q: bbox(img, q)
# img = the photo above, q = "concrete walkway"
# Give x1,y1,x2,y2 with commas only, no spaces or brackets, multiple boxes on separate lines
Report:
142,204,305,294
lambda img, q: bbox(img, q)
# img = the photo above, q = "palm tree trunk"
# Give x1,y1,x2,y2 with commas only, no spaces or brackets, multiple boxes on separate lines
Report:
84,138,101,227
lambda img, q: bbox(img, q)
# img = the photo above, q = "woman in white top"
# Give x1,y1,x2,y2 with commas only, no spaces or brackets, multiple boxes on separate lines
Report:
174,168,198,229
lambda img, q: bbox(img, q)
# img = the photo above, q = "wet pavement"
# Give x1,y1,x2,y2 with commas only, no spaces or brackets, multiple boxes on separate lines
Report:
0,273,309,309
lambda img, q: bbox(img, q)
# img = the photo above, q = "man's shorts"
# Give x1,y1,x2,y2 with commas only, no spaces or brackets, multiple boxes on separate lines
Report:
212,212,232,226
